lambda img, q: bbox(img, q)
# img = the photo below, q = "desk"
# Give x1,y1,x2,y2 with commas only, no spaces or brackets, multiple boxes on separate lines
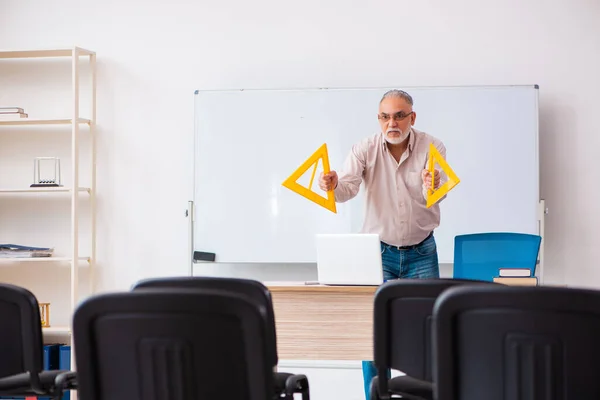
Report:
266,282,377,360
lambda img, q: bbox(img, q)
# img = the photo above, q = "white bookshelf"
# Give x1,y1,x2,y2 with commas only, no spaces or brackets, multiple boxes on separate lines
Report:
43,326,72,335
0,257,90,264
0,47,97,347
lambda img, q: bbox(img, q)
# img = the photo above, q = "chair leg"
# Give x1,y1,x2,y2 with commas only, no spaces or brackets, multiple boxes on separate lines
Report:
301,384,310,400
53,371,77,400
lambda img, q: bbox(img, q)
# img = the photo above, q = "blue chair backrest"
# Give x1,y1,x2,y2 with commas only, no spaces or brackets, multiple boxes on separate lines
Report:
453,232,541,282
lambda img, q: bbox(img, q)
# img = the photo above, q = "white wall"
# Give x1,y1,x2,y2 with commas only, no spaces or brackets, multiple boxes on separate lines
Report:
1,0,599,398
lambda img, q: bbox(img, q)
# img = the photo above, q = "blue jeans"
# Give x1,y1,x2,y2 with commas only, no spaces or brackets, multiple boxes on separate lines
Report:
362,233,440,399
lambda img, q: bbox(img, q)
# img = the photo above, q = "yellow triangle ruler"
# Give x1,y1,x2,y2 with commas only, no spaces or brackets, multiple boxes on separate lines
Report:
427,142,460,208
282,143,337,213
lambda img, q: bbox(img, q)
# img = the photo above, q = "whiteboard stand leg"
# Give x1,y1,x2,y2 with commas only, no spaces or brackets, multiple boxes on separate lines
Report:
538,199,547,285
187,200,194,276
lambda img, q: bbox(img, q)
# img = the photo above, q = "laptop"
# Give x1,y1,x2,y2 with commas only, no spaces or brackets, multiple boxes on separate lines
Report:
315,233,384,286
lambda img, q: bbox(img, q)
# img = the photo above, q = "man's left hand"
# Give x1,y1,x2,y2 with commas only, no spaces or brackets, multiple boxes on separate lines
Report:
422,169,440,190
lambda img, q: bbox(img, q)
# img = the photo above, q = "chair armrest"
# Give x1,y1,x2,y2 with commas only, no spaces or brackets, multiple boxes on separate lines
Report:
284,374,309,396
53,371,77,400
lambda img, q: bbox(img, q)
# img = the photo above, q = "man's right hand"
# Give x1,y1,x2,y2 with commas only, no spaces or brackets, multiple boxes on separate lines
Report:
318,171,338,192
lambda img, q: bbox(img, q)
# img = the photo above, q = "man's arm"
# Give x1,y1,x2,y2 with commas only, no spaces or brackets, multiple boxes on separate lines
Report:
422,141,449,202
333,143,366,203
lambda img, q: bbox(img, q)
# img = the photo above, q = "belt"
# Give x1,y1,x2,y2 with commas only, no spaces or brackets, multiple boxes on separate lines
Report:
383,231,433,250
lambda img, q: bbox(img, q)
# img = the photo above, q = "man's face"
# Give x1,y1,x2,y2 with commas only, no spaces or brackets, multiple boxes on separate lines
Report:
378,97,416,145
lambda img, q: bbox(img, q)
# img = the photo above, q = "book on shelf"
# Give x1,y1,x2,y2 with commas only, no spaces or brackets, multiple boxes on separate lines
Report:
0,113,28,119
498,268,532,277
0,244,54,258
493,276,538,286
0,107,27,120
0,107,24,113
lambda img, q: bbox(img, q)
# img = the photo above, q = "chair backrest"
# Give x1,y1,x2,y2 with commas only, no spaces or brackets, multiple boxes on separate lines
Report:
433,285,600,400
453,232,541,281
132,277,279,366
373,278,496,382
73,288,273,400
0,283,44,379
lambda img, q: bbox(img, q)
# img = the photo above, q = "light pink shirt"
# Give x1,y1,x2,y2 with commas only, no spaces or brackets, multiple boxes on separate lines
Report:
334,128,448,247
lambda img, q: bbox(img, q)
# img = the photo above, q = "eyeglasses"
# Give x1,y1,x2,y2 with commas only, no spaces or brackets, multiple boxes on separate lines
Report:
378,111,414,122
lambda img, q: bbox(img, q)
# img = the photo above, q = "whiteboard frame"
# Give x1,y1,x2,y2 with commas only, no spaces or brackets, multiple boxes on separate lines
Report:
188,85,544,280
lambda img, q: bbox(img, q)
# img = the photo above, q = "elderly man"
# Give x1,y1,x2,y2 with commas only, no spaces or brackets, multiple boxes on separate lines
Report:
318,89,447,399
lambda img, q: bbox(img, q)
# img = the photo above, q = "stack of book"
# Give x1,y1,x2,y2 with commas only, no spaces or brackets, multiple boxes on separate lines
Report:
0,244,54,258
0,106,28,119
493,268,538,286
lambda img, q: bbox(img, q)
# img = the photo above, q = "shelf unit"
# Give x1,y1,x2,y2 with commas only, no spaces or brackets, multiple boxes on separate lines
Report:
0,118,91,126
42,326,72,335
0,48,96,344
0,187,90,193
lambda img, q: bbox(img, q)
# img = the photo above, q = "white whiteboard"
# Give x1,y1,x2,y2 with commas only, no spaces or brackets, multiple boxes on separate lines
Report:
193,85,539,264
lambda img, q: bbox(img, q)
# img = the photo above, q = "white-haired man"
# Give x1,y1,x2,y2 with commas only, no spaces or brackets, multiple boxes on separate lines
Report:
318,89,448,399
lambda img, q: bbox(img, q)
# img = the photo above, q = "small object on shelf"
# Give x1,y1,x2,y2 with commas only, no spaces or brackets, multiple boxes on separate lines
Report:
493,276,538,286
39,302,50,327
0,107,28,120
31,157,62,187
0,114,28,120
0,243,54,258
0,107,24,113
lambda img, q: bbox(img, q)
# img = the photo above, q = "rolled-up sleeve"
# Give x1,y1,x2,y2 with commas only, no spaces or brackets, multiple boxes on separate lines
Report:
334,143,366,203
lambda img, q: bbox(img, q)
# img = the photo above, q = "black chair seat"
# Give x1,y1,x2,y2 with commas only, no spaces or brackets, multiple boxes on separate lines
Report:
372,279,497,400
132,277,310,400
74,290,276,400
0,370,69,396
0,283,77,400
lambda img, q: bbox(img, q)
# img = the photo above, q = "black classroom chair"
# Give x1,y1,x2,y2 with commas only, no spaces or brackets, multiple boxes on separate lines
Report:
73,287,276,400
0,283,76,400
433,284,600,400
370,278,496,400
132,276,309,400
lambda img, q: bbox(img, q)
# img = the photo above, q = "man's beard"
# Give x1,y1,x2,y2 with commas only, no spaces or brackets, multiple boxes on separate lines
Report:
385,127,411,144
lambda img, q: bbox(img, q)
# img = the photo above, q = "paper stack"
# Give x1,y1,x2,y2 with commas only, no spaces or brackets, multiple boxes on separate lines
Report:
493,267,538,286
0,244,54,258
0,107,28,119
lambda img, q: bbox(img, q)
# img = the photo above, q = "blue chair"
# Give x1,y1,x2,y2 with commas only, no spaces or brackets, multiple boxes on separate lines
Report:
453,232,541,282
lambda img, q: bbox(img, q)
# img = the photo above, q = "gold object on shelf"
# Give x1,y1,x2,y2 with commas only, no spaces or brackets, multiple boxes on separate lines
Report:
39,303,50,327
